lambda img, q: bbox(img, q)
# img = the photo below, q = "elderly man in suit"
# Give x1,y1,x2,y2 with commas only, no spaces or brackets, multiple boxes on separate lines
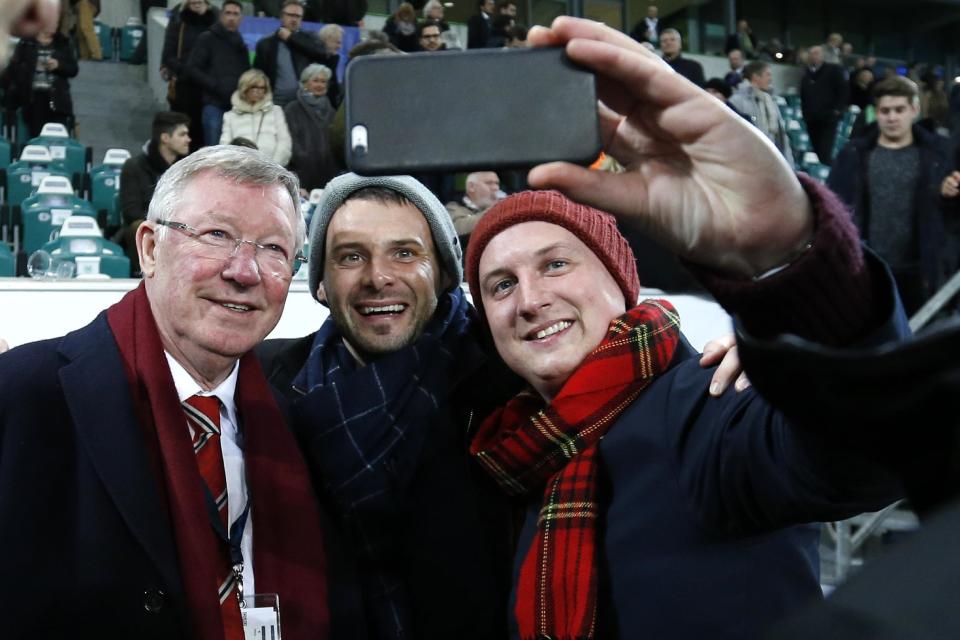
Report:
0,146,330,640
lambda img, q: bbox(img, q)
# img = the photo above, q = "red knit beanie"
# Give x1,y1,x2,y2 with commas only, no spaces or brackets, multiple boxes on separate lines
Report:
465,190,640,313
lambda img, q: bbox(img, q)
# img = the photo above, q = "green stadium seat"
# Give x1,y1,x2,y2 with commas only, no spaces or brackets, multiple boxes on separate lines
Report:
27,122,89,188
5,145,72,208
0,241,14,276
119,19,145,62
40,215,130,278
21,175,97,254
94,20,114,60
89,148,130,231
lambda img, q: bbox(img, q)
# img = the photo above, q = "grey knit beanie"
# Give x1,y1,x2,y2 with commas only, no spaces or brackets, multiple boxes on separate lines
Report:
307,173,463,302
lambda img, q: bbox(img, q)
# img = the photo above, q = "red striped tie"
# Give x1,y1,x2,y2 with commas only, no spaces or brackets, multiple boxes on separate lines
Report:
183,395,245,640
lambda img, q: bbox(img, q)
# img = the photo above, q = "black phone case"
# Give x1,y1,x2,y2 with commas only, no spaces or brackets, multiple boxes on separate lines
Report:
345,47,600,175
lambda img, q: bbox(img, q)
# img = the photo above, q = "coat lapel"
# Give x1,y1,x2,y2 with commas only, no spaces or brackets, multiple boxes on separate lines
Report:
58,314,183,595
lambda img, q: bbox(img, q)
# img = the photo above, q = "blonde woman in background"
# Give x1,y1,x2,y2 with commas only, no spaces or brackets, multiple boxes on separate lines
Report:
220,68,292,165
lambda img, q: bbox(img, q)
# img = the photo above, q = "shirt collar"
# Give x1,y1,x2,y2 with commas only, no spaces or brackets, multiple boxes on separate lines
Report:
165,352,240,427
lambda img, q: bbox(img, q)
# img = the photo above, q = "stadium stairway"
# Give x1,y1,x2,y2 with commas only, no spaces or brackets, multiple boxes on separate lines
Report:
72,60,160,164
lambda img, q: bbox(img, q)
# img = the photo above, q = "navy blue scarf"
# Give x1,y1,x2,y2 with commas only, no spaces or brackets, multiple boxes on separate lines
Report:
290,287,474,640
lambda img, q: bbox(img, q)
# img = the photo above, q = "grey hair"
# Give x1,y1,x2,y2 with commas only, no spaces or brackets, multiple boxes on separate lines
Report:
300,63,332,85
318,23,343,42
147,145,306,249
422,0,442,17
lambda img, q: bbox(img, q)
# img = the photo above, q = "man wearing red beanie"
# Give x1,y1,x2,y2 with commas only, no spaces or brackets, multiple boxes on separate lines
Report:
463,17,912,640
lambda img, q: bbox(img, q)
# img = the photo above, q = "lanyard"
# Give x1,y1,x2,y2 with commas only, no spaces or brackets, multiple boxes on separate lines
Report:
202,481,250,604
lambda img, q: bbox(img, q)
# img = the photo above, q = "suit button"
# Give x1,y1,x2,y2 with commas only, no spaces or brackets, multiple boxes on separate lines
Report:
143,589,166,613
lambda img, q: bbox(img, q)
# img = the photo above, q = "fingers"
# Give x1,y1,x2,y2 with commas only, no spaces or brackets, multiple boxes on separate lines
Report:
942,172,960,198
699,333,737,366
705,340,745,397
527,161,650,227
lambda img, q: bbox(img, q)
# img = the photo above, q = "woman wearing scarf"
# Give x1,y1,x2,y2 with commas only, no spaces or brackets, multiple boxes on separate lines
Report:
284,63,339,191
382,2,418,52
220,68,292,166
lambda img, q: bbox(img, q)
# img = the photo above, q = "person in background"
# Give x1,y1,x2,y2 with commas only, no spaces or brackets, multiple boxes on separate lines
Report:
660,28,704,87
67,0,101,60
466,0,493,48
417,19,444,52
284,63,338,191
120,111,192,274
829,76,950,316
253,0,334,108
383,2,419,52
183,0,249,146
725,18,755,59
162,0,216,152
730,60,794,167
316,23,343,105
4,25,78,136
801,45,848,165
445,170,501,251
724,47,745,89
628,4,658,46
422,0,449,32
219,69,292,166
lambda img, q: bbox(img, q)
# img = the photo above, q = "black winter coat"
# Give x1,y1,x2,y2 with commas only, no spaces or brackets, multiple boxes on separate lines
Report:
828,123,950,297
4,34,78,116
119,141,173,226
283,93,339,190
183,22,250,110
254,31,341,107
161,4,217,78
801,62,848,123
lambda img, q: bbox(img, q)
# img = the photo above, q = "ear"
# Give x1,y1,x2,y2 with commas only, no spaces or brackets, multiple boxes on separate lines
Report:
316,281,327,303
137,221,159,278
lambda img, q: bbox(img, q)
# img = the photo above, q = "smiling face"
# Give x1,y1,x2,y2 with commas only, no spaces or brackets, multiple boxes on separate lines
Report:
478,221,626,401
305,72,328,96
138,171,298,387
319,197,447,359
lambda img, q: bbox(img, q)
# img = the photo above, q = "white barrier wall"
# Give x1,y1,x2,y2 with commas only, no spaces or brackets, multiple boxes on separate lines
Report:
0,279,731,351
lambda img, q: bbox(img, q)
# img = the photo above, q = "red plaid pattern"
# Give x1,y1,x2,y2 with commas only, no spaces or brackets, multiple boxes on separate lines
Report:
471,300,681,640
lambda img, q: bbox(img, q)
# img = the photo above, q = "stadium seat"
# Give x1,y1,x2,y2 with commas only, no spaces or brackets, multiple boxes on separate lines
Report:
21,175,97,254
40,215,130,278
5,145,72,209
0,136,12,170
94,20,115,60
27,122,90,189
0,241,14,276
88,148,130,231
119,18,145,62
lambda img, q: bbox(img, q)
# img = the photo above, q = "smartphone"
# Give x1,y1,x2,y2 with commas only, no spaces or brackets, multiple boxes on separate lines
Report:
345,47,601,175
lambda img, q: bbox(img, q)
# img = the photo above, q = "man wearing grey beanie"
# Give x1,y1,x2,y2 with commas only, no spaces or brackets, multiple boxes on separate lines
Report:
256,172,519,640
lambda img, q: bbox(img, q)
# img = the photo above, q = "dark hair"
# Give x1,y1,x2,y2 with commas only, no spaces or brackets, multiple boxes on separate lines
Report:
509,23,528,42
491,13,513,34
281,0,304,9
221,0,243,11
152,111,191,142
873,76,919,104
417,19,441,38
229,136,258,149
347,38,402,59
496,0,516,11
344,186,412,209
704,78,731,99
742,60,768,81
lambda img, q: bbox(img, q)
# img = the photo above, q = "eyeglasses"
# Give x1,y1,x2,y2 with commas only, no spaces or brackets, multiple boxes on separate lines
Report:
281,11,303,18
156,220,306,280
422,33,441,39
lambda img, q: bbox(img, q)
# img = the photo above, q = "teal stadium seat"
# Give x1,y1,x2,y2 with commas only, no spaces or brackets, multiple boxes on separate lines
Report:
27,122,89,187
94,20,114,60
119,19,145,62
0,136,12,170
5,144,72,208
21,175,97,254
0,241,14,276
89,148,131,230
40,215,130,278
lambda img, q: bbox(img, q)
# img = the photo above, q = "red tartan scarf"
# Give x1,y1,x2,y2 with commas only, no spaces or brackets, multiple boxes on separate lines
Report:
107,283,329,640
470,300,681,640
